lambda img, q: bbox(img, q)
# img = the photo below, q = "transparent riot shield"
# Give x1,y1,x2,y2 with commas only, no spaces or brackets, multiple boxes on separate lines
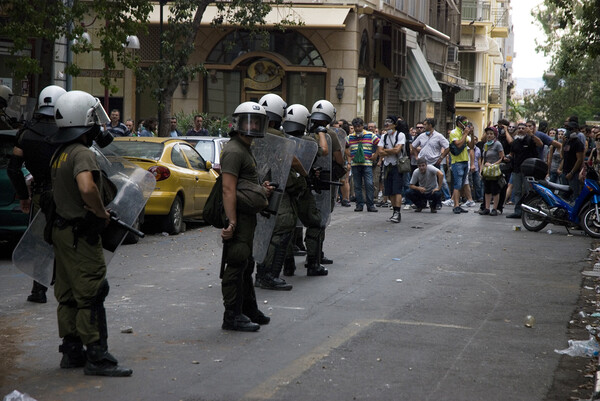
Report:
312,134,332,227
6,95,37,123
12,145,156,287
251,132,296,264
285,134,319,175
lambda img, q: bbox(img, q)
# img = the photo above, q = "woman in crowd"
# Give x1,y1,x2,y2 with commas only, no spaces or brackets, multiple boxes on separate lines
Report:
479,126,505,216
547,128,565,183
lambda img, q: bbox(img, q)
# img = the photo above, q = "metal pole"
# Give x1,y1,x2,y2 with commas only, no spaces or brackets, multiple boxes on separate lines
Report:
158,1,164,135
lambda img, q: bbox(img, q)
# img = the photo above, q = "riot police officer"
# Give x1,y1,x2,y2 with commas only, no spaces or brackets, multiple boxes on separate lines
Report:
7,85,66,303
302,99,343,271
49,90,132,376
221,102,274,331
255,94,308,290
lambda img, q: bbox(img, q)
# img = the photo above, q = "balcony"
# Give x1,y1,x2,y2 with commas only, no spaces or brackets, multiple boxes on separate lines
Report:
490,7,509,37
461,1,490,22
456,82,487,103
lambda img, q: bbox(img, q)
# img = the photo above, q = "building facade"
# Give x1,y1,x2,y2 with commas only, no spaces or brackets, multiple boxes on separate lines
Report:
455,0,514,134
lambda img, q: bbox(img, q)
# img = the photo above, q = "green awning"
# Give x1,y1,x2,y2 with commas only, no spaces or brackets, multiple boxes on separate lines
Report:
399,47,443,103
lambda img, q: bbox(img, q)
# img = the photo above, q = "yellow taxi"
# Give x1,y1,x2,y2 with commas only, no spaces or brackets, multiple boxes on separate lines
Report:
103,137,218,234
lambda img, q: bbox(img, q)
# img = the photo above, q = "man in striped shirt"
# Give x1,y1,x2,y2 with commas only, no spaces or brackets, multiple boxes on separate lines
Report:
348,117,379,212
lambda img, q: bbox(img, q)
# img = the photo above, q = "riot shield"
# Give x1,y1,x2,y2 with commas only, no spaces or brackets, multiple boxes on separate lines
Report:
12,145,156,287
312,134,332,228
285,134,319,174
6,95,37,123
251,132,296,264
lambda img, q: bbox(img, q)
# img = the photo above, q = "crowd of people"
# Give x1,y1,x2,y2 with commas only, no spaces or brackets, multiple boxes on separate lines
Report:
332,114,600,222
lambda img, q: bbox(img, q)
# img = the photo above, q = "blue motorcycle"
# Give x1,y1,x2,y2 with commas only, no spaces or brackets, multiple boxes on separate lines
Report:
520,158,600,238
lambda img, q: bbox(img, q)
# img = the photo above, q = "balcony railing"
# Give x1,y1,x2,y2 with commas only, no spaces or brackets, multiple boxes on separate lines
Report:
456,82,487,103
492,8,509,27
461,1,490,22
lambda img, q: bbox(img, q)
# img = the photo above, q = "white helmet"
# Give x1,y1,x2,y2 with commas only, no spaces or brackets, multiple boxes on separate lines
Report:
283,104,310,134
232,101,267,137
52,90,111,144
310,99,336,124
258,93,287,123
37,85,66,116
0,85,13,108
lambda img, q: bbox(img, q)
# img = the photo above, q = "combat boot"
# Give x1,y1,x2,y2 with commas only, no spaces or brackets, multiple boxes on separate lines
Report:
259,274,293,291
306,260,328,276
243,308,271,325
254,263,267,288
222,311,260,332
59,336,86,368
27,281,47,303
283,256,296,277
84,342,133,377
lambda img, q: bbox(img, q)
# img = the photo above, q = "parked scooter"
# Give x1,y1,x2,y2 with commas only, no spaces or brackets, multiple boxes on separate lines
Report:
520,158,600,238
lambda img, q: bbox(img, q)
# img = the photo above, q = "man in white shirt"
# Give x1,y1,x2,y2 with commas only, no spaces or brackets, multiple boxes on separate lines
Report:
377,119,406,223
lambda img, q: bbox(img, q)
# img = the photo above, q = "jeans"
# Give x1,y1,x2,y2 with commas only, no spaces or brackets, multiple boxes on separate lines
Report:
351,165,375,208
439,165,451,200
511,172,529,215
405,188,442,209
402,172,412,204
560,173,582,201
470,170,483,201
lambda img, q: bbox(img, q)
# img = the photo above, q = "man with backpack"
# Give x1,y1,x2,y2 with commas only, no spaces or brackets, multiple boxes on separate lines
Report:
444,115,475,214
377,118,407,223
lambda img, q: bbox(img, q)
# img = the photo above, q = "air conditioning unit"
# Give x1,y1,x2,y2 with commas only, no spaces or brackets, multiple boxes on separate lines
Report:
447,46,458,63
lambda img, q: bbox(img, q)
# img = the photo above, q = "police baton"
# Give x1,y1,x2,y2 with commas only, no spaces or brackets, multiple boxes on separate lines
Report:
109,212,145,238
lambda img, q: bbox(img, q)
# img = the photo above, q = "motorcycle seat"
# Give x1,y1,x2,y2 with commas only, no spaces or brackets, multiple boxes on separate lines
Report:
539,179,572,194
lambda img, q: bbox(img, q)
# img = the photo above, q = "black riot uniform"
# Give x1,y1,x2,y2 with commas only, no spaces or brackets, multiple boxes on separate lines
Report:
7,114,61,303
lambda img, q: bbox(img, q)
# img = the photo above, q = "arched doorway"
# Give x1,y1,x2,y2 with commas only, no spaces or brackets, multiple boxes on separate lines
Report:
203,30,328,117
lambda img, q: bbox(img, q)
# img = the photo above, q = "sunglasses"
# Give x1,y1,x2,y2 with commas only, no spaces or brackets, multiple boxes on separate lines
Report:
416,126,424,129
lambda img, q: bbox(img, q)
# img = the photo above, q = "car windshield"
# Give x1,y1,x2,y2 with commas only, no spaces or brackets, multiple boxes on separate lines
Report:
104,141,163,161
194,141,215,163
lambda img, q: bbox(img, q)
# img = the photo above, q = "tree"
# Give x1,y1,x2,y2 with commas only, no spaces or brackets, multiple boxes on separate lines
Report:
136,0,296,136
528,1,600,126
0,0,152,93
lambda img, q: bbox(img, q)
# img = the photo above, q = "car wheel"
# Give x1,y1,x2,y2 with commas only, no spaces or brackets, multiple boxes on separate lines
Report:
164,195,184,235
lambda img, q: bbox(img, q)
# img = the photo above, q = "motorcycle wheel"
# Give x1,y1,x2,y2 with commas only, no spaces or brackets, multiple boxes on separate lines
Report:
581,205,600,238
521,195,549,232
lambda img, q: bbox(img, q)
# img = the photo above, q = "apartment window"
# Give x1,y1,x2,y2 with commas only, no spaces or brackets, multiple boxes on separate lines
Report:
392,28,407,78
395,0,404,11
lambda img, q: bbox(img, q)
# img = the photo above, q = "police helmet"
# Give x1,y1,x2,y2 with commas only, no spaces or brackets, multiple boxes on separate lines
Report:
258,93,287,123
37,85,67,116
310,100,336,124
232,102,267,138
0,85,13,108
283,104,310,134
52,90,111,144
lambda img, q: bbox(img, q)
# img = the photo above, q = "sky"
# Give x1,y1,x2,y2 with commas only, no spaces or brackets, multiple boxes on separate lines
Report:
510,0,551,87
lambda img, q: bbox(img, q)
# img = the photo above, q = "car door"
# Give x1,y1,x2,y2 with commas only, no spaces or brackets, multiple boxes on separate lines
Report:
169,143,197,217
179,143,215,212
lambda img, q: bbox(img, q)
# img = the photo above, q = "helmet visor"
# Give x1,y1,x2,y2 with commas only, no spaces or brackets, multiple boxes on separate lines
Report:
234,113,267,137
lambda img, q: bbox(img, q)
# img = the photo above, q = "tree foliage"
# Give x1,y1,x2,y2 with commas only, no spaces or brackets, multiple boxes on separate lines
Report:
0,0,152,90
526,1,600,126
137,0,297,136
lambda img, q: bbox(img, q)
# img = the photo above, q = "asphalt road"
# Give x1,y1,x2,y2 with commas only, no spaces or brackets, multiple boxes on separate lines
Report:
0,203,592,401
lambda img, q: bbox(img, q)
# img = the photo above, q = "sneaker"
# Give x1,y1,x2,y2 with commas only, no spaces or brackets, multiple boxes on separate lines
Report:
442,199,454,207
390,212,400,223
414,207,423,213
430,206,437,213
367,206,379,212
341,199,351,207
478,209,490,215
354,206,364,212
490,209,498,216
464,200,476,207
436,204,442,210
403,204,411,210
505,213,521,219
453,206,468,214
